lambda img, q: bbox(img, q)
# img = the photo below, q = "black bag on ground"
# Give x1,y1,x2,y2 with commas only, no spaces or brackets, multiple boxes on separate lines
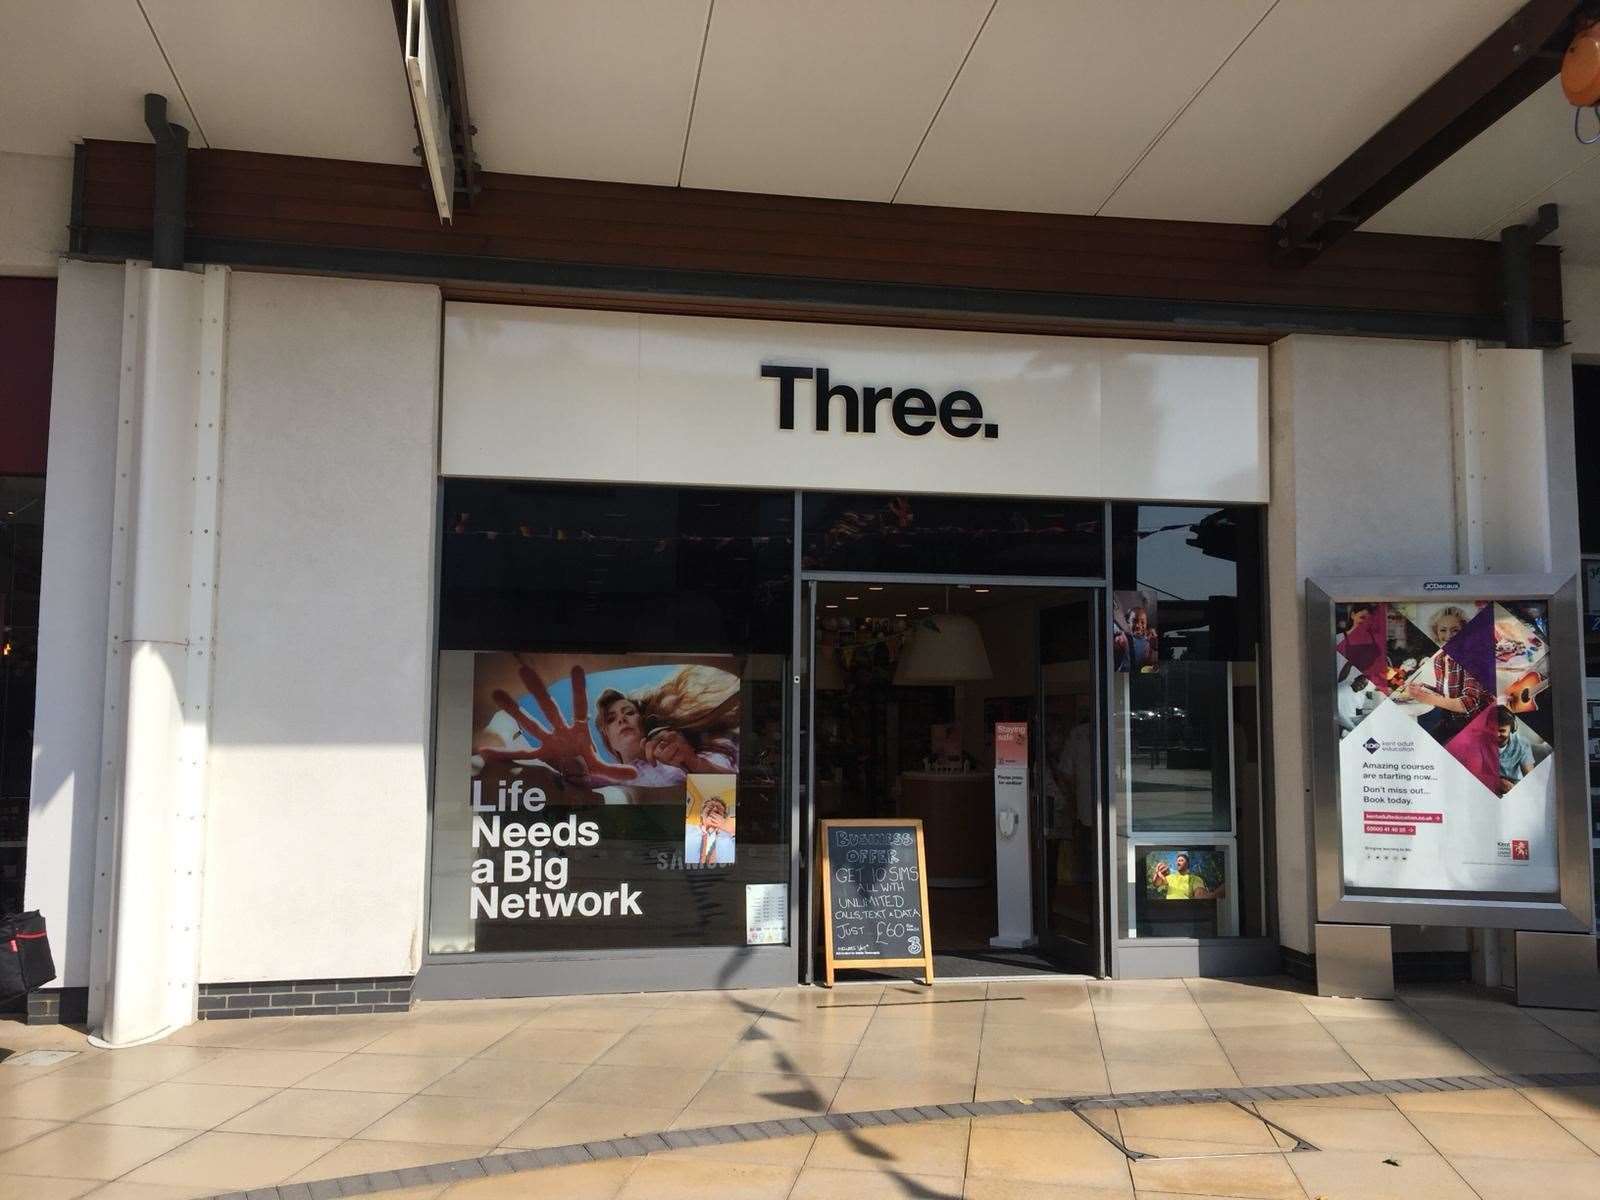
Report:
0,911,56,999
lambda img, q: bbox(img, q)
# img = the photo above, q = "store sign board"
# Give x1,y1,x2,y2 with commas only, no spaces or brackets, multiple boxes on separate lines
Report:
819,819,934,986
441,303,1268,503
1308,575,1593,932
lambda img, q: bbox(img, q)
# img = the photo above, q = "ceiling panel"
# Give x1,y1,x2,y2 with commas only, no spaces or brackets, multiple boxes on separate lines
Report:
0,0,201,157
1101,0,1525,224
461,0,710,185
1365,77,1600,243
681,0,990,202
142,0,414,164
1484,152,1600,267
897,0,1273,215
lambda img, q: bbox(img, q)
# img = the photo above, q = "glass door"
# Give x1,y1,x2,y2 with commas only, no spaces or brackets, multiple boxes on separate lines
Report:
1035,592,1105,975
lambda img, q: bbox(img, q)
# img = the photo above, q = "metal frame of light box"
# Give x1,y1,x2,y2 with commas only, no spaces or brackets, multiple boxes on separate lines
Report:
1307,573,1592,932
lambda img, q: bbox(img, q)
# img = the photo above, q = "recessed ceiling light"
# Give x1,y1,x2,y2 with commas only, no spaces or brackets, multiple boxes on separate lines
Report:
824,603,838,610
917,605,931,611
974,587,990,594
868,585,885,591
844,595,859,601
894,612,908,617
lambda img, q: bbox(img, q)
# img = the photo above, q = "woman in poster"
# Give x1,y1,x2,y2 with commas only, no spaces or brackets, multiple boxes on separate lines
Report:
1404,606,1489,738
477,657,740,789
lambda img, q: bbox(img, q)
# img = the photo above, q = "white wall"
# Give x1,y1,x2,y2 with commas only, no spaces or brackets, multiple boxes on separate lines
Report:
0,152,72,276
200,272,441,983
24,261,124,984
1268,336,1462,954
1563,263,1600,362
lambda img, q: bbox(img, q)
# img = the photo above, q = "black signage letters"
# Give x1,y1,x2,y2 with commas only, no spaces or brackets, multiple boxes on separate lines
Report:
762,364,998,440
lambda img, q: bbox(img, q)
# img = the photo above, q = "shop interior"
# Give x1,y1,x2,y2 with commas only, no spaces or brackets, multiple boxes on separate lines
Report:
809,580,1101,977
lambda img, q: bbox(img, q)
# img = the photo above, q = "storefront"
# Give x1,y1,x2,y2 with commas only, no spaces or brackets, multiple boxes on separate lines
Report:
417,302,1271,997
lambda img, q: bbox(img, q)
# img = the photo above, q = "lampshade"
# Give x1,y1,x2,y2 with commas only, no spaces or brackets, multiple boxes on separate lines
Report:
813,650,845,691
893,614,992,683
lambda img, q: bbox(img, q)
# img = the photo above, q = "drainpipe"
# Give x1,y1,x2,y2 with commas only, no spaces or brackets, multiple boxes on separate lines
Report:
1499,204,1558,349
143,93,188,270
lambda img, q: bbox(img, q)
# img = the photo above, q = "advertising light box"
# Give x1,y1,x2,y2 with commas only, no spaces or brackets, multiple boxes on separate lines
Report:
1308,575,1592,932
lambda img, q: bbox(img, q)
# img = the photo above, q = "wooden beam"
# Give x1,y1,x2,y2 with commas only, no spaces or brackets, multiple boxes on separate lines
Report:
1274,0,1579,264
69,140,1566,345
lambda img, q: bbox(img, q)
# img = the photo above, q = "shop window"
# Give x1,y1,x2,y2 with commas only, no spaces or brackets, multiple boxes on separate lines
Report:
1110,504,1266,940
429,481,793,956
802,492,1103,578
0,478,43,914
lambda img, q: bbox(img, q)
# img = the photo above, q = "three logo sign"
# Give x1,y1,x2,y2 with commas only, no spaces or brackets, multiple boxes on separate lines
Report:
762,364,999,440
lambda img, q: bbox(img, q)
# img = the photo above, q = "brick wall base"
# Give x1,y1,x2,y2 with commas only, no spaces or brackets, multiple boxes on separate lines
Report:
197,975,416,1019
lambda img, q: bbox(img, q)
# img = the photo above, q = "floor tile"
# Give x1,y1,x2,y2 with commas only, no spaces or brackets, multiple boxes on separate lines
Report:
478,1026,624,1063
615,1153,798,1199
1461,1049,1600,1076
1286,1149,1476,1200
1222,1047,1365,1086
1252,1098,1429,1151
594,1028,749,1070
499,1100,682,1148
515,1005,652,1035
0,1123,195,1180
288,1137,495,1182
831,1077,973,1111
171,1049,344,1088
292,1052,465,1094
1105,1058,1241,1093
965,1114,1131,1190
50,1046,221,1084
120,1130,339,1191
962,1181,1132,1200
555,1063,713,1110
804,1119,971,1177
243,1015,401,1053
360,1021,524,1058
790,1165,963,1198
1095,1030,1233,1067
0,1176,99,1200
358,1093,538,1146
717,1037,859,1077
1556,1115,1600,1153
218,1086,406,1137
0,1074,151,1121
1334,1039,1487,1078
679,1069,842,1120
79,1081,276,1129
846,1044,978,1083
1400,1109,1595,1161
1117,1101,1280,1152
1314,1017,1460,1047
1390,1086,1544,1116
1129,1151,1306,1199
439,1156,638,1199
72,1183,217,1200
1518,1083,1600,1121
0,1117,57,1152
1447,1154,1600,1200
671,1133,817,1168
423,1056,587,1104
744,1012,873,1045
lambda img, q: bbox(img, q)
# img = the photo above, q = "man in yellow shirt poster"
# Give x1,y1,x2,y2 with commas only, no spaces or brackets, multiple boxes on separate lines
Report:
1149,850,1224,901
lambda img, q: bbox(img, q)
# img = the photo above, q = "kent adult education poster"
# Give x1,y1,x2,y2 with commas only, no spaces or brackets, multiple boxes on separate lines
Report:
1333,600,1558,895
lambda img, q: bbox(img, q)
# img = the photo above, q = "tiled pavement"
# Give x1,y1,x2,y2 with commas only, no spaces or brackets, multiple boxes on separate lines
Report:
0,976,1597,1199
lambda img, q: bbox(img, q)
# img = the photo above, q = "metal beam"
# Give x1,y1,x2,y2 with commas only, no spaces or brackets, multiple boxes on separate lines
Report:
1273,0,1579,265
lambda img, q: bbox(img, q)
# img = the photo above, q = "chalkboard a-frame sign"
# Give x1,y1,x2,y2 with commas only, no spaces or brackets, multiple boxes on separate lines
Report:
818,818,935,986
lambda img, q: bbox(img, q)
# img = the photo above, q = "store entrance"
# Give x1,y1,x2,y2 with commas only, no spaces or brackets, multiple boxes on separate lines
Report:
804,578,1105,979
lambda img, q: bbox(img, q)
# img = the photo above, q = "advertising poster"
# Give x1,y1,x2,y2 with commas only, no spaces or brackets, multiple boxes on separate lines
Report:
1333,600,1559,896
1112,589,1159,672
467,651,744,950
1145,847,1227,901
